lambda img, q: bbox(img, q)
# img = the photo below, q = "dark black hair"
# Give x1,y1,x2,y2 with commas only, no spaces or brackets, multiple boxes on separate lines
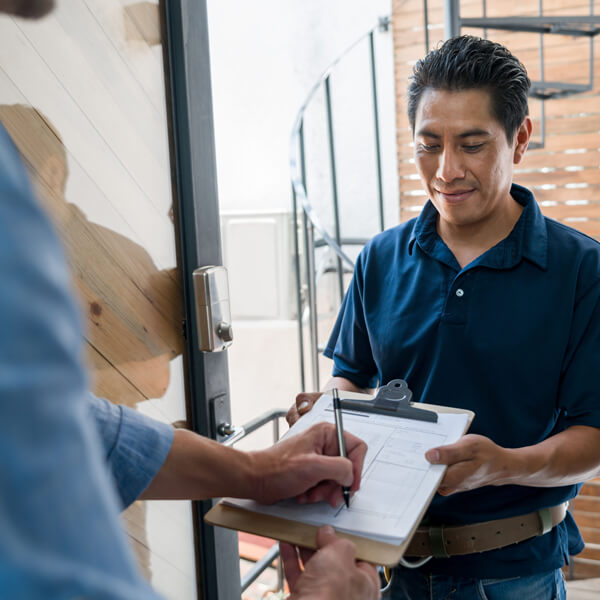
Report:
407,35,531,142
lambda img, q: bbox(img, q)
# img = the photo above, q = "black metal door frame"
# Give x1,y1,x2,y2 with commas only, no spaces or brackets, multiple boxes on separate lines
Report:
163,1,241,598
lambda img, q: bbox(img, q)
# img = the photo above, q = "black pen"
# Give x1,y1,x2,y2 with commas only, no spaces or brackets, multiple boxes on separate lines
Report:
332,388,351,508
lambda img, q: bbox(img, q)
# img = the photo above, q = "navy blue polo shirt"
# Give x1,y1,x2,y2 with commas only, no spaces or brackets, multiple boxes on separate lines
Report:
324,184,600,578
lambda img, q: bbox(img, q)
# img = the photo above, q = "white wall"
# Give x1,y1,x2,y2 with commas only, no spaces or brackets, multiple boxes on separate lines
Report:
206,2,398,417
207,0,396,224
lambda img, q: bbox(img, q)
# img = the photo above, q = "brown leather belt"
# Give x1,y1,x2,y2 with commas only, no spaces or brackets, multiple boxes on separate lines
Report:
405,503,568,558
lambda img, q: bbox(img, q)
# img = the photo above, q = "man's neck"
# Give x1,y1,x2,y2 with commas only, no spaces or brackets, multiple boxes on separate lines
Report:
437,198,524,269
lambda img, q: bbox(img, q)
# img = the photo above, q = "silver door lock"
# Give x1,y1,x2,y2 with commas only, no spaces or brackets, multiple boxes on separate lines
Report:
193,266,234,352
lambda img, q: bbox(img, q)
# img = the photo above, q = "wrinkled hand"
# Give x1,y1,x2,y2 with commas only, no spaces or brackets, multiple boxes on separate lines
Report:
251,422,367,506
286,392,322,426
281,526,380,600
425,434,513,496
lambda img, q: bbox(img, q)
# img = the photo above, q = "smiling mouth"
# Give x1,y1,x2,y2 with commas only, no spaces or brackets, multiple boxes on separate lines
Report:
436,189,475,203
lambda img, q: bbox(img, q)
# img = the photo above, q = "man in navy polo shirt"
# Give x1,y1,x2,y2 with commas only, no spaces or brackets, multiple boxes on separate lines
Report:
288,35,600,598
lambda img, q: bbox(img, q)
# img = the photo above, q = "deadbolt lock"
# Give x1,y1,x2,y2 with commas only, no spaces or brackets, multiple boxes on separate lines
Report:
193,266,233,352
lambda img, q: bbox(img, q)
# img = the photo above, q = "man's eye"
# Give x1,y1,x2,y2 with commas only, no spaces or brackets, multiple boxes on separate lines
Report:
463,144,484,152
419,143,439,152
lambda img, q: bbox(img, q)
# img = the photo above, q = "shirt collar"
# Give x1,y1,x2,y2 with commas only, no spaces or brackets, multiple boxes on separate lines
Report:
408,183,548,271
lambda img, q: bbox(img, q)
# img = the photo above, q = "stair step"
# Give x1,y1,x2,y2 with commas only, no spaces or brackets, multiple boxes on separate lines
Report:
569,557,600,579
239,532,276,562
580,542,600,562
572,495,600,513
580,527,600,545
461,16,600,37
581,480,600,497
571,510,600,529
529,81,591,100
314,237,369,249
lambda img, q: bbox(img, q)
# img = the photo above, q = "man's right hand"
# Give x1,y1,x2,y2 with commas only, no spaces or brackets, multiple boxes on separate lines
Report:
286,392,322,426
248,422,367,506
280,525,380,600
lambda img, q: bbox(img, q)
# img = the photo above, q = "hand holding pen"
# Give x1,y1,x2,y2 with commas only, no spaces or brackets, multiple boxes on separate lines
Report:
332,388,351,508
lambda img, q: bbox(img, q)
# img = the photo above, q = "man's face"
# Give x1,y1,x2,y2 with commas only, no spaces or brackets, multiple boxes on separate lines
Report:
0,0,54,18
413,88,527,229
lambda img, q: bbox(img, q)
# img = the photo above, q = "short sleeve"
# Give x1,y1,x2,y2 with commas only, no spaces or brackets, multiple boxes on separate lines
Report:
89,395,174,508
323,250,379,389
558,279,600,429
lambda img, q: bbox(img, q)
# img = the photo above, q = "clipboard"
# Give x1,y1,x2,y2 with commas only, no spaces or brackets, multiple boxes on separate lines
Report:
205,379,474,567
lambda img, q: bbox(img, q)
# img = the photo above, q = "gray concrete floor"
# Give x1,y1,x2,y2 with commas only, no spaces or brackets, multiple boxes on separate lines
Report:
566,577,600,599
240,561,284,600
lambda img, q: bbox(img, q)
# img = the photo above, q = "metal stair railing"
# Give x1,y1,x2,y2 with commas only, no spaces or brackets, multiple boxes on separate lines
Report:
218,409,287,595
460,15,600,37
290,17,392,392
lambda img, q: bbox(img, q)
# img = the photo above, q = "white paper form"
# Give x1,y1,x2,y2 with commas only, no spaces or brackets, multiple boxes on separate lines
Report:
224,394,469,545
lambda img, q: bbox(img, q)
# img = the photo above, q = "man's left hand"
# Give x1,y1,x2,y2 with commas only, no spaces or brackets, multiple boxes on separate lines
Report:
281,525,380,600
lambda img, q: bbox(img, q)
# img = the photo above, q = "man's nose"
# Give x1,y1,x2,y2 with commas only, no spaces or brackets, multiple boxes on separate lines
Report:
436,148,465,182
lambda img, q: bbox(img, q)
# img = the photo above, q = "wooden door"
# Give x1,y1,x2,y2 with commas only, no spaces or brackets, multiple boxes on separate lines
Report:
0,2,197,597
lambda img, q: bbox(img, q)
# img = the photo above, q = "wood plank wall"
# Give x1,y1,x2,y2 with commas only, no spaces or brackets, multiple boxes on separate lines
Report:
0,3,196,598
392,0,600,579
571,479,600,578
392,0,600,239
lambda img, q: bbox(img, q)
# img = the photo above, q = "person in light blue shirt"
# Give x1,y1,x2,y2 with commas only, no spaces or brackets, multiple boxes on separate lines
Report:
0,87,163,599
0,2,380,599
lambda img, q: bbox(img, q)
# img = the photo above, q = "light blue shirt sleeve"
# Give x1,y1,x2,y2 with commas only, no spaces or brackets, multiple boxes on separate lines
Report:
0,124,164,599
89,394,174,508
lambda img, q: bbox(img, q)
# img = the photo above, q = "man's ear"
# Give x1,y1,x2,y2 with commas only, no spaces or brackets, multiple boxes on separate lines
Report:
513,117,533,165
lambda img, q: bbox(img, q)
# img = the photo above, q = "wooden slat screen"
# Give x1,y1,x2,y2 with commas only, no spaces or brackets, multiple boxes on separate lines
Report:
570,479,600,578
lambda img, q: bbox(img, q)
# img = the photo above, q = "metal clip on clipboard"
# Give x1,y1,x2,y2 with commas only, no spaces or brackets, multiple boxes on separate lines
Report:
338,379,438,423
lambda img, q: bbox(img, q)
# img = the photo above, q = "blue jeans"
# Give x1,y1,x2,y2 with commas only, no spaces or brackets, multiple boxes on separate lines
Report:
385,568,566,600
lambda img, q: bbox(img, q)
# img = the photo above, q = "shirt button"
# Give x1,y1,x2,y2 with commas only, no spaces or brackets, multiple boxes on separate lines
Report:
456,288,464,297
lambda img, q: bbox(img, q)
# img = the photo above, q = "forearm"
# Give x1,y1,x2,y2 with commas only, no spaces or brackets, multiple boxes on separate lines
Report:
141,422,366,506
503,425,600,487
140,429,257,500
321,376,374,395
432,425,600,495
